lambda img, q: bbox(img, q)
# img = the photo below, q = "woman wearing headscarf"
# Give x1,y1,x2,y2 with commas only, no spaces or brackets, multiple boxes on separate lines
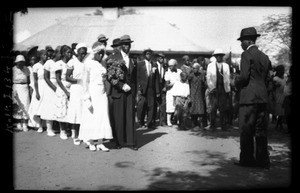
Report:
188,62,206,129
28,50,48,132
164,59,182,126
12,55,31,131
66,43,87,145
78,41,113,152
40,46,61,136
54,45,73,140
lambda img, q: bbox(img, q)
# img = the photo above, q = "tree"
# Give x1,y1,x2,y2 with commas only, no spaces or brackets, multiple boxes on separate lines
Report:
257,13,292,68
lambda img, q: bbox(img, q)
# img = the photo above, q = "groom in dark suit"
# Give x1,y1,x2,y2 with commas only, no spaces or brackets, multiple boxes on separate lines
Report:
106,35,138,150
234,27,272,169
137,49,160,129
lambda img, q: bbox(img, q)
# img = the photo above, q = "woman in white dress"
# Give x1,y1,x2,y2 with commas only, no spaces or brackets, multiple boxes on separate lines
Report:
12,55,31,131
40,46,61,136
54,45,73,140
78,41,113,152
164,59,182,126
28,50,48,132
66,43,87,145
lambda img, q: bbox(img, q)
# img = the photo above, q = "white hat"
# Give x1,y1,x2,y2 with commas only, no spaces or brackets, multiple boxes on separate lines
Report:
15,55,25,63
212,48,225,56
75,43,87,54
168,59,177,66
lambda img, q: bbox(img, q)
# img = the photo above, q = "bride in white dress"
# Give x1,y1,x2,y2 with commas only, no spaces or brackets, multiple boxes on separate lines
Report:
78,42,113,152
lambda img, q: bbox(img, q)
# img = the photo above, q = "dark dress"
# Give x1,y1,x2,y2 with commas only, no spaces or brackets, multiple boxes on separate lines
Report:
189,72,205,115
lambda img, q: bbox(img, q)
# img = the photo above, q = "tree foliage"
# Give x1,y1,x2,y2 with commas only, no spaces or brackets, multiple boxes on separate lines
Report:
257,13,292,68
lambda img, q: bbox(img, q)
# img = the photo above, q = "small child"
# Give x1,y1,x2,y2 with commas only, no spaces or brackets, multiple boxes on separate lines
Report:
172,72,191,130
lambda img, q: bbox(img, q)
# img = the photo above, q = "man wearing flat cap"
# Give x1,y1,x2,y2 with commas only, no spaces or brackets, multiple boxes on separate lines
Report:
234,27,272,169
137,49,160,129
106,35,138,150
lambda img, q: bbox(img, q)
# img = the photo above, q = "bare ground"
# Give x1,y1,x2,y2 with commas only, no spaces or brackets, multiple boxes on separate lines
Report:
11,120,292,191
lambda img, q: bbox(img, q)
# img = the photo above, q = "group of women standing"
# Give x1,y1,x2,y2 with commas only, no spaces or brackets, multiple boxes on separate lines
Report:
12,42,112,151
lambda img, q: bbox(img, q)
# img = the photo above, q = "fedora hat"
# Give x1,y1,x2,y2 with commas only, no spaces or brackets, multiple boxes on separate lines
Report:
237,27,261,40
111,38,121,48
97,34,109,42
212,48,225,56
120,35,134,44
157,52,165,58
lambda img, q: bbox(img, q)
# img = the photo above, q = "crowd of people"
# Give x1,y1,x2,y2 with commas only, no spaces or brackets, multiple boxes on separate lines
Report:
12,27,291,165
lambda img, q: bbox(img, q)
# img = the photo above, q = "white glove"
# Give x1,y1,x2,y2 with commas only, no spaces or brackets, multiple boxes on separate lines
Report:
122,83,131,92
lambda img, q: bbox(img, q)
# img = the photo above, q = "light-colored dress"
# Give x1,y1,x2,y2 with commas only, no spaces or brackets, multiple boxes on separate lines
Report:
40,59,57,121
66,57,84,124
12,66,30,120
273,76,286,116
28,62,46,127
54,60,71,122
78,59,113,142
164,68,182,113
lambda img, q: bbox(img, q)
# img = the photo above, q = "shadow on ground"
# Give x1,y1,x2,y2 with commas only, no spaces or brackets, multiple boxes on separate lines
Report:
143,147,292,190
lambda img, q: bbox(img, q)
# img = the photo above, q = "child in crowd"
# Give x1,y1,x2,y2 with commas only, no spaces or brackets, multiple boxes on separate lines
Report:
172,72,191,130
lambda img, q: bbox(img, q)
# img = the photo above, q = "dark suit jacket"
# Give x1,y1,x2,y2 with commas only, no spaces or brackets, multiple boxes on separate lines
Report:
236,45,272,104
137,60,160,96
106,50,137,99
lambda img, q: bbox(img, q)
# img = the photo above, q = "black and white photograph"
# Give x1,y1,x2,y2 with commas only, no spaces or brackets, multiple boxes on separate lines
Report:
1,4,293,191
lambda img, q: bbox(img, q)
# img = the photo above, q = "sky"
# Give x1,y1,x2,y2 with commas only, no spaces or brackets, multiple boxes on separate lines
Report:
14,6,291,54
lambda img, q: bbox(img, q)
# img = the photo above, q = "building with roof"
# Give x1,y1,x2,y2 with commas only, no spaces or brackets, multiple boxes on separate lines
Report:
15,9,213,65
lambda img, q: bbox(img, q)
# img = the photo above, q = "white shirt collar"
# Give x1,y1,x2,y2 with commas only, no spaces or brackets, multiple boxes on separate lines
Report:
121,50,129,68
247,44,256,50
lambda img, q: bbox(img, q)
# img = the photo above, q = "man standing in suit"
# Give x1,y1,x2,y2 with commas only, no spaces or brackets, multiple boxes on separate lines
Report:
106,35,138,150
206,49,231,131
234,27,272,169
137,49,160,129
156,53,167,126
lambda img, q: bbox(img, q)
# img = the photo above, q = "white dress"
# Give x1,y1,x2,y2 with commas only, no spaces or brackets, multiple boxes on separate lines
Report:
53,60,71,122
12,66,30,120
28,62,46,127
164,68,182,113
40,59,57,121
78,59,113,142
66,57,84,124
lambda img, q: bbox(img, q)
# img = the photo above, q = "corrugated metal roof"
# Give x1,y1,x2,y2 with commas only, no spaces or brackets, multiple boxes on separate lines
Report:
15,14,212,54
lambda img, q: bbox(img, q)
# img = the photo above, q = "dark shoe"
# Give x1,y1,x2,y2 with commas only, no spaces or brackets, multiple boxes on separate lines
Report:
115,145,122,149
256,162,271,169
234,161,256,168
128,145,138,151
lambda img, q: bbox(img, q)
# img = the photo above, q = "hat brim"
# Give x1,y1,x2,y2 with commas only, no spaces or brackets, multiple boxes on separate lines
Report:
237,34,261,40
111,44,119,48
120,40,134,44
98,38,109,42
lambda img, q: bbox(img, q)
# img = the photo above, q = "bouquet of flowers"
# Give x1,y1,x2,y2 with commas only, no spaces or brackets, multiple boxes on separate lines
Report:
107,58,126,85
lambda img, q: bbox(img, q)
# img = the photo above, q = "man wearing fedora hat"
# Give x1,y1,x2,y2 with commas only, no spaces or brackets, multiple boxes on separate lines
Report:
111,38,121,53
234,27,272,169
206,48,231,131
106,35,138,150
156,52,168,126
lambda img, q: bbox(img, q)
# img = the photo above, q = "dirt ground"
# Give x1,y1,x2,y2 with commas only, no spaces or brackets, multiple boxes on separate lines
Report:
9,119,292,191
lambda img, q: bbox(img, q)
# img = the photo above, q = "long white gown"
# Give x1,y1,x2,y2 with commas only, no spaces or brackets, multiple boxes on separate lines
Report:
66,57,84,124
28,62,46,127
78,59,113,142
